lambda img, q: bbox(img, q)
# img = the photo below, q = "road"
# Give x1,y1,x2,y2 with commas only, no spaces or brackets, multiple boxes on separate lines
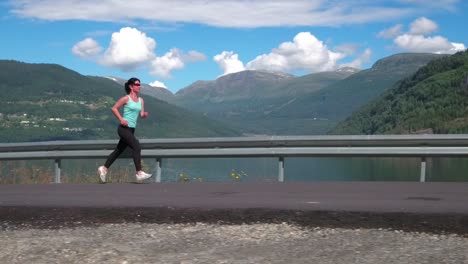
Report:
1,181,468,233
2,182,468,263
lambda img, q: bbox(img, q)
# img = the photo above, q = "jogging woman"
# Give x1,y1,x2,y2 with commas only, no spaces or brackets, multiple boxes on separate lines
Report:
98,77,152,183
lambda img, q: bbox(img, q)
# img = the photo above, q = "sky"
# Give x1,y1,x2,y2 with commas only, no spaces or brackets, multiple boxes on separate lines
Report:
0,0,467,93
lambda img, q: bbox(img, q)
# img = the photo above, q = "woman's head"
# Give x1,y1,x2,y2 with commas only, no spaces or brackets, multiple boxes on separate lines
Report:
124,77,141,94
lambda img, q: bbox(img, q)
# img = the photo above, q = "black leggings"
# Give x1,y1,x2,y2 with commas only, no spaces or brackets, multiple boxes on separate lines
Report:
105,125,142,171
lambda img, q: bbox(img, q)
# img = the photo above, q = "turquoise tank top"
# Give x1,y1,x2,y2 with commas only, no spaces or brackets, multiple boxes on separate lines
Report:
123,95,141,128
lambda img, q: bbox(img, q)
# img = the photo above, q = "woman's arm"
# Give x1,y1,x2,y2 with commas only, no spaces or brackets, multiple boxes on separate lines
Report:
111,96,129,126
140,98,149,118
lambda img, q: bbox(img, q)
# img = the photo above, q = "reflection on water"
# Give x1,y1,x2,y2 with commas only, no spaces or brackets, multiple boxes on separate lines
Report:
287,157,420,182
428,158,468,182
1,157,467,183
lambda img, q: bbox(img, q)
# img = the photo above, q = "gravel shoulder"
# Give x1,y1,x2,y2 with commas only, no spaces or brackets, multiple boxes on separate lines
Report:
2,181,468,263
1,206,468,264
1,222,468,264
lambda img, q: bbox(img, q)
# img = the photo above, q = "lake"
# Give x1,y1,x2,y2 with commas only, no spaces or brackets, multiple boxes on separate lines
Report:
1,157,467,184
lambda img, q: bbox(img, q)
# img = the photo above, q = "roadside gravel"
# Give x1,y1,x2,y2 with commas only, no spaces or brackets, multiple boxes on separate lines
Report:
1,222,467,264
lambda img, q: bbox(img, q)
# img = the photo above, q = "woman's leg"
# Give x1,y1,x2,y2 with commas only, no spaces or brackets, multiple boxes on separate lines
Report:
116,126,142,171
104,126,129,169
118,127,151,180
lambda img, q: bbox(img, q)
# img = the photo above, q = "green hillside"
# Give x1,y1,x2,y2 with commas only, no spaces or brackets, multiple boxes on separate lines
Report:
0,60,240,142
174,69,355,135
331,50,468,135
174,70,295,107
214,53,442,135
274,53,445,122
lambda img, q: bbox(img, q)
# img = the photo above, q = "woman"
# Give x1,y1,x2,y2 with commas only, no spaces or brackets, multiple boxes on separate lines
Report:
98,77,152,183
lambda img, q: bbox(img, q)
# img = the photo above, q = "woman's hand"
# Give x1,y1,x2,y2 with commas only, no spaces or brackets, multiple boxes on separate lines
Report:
141,112,149,118
120,119,129,126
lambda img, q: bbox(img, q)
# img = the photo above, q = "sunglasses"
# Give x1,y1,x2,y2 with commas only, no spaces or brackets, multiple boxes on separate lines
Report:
133,83,141,86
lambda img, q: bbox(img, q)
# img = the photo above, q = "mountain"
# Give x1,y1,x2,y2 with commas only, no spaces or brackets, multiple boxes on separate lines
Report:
0,60,240,142
267,53,446,134
331,50,468,135
173,68,357,135
175,70,295,104
272,67,361,98
103,76,175,102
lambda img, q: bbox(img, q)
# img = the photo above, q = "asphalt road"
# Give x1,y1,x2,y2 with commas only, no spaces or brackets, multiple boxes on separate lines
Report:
1,182,468,233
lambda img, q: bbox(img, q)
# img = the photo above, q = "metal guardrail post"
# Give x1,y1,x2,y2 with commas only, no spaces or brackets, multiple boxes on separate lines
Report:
54,159,61,184
278,157,284,182
420,157,426,182
155,158,162,183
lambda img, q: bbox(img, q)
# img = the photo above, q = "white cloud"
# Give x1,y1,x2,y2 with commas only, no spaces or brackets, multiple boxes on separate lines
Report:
183,50,207,62
409,17,438,35
149,48,185,78
399,0,459,11
383,17,466,54
149,80,167,89
72,27,206,78
335,43,360,56
246,32,345,73
214,33,370,75
341,48,372,69
378,24,403,39
99,27,156,71
451,43,467,52
213,51,245,76
9,0,456,28
149,49,206,78
394,34,465,54
71,38,102,58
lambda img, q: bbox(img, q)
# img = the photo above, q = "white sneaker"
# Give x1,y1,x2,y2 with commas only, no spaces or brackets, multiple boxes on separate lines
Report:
136,171,152,181
98,166,107,183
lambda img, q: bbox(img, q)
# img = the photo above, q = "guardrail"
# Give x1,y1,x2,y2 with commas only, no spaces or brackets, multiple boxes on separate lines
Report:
2,134,468,183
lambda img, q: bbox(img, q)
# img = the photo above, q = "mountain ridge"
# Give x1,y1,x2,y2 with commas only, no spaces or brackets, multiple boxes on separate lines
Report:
102,76,175,102
331,50,468,135
0,60,240,142
272,53,445,121
171,53,442,135
0,51,450,141
174,70,296,103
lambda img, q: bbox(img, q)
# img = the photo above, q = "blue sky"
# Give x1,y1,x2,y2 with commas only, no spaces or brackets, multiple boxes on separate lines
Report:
1,0,467,93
